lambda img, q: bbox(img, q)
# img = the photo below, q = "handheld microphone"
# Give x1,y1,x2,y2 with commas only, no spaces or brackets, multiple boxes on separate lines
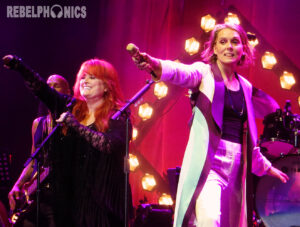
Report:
2,55,22,70
2,55,39,81
126,43,142,60
126,43,157,78
66,97,76,111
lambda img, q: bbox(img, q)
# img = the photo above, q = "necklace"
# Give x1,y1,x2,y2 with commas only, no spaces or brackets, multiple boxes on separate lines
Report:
225,84,245,117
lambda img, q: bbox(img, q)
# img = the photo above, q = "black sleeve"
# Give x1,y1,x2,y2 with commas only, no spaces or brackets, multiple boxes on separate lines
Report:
26,78,72,118
5,55,72,118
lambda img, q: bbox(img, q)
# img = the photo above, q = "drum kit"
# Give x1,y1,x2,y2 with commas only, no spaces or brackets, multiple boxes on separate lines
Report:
255,101,300,227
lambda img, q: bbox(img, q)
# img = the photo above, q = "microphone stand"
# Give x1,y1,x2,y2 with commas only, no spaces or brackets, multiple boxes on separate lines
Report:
24,122,62,227
111,79,155,227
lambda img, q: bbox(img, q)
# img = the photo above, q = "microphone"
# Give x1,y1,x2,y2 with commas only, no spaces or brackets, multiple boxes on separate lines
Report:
53,98,77,125
2,55,22,70
126,43,141,60
56,98,77,124
126,43,157,78
66,97,76,111
2,55,38,81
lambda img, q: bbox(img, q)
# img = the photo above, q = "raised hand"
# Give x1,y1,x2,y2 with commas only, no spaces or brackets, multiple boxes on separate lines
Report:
126,43,162,79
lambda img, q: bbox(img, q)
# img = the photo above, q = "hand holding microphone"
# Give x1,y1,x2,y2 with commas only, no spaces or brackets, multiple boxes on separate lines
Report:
126,43,162,79
2,55,22,70
56,98,77,124
2,54,40,82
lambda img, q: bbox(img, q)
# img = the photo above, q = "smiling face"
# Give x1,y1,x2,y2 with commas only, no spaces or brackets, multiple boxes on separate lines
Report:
79,73,107,101
213,28,244,66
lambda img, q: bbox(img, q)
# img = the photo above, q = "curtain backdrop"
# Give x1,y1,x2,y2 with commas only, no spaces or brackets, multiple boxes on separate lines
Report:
92,0,300,207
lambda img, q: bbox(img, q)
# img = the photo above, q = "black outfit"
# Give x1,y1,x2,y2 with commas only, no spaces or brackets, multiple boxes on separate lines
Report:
222,83,247,144
16,65,132,227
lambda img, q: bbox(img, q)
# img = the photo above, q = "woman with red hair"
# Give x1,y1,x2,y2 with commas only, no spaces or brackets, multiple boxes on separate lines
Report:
71,59,125,131
57,59,132,227
4,57,131,227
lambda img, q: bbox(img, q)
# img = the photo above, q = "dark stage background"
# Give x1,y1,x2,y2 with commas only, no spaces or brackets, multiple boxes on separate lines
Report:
1,0,300,215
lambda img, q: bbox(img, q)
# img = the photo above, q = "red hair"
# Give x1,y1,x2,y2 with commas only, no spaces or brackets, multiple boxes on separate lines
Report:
72,59,124,131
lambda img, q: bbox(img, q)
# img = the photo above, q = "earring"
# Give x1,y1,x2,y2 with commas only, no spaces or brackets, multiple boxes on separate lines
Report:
238,55,245,66
212,54,217,62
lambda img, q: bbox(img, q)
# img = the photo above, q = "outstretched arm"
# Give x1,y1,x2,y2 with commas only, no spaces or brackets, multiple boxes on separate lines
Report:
2,55,72,117
128,44,204,88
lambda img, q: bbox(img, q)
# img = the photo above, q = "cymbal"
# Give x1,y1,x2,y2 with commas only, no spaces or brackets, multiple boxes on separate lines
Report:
252,87,280,119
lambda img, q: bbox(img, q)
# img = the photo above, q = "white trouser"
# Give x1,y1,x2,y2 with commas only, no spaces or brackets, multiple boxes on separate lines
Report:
195,139,242,227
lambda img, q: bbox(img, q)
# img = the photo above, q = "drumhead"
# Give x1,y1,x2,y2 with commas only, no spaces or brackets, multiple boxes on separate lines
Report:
260,140,295,159
260,110,300,158
255,155,300,227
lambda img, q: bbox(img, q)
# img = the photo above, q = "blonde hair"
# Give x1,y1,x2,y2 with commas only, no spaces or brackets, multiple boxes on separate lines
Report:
201,23,254,66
